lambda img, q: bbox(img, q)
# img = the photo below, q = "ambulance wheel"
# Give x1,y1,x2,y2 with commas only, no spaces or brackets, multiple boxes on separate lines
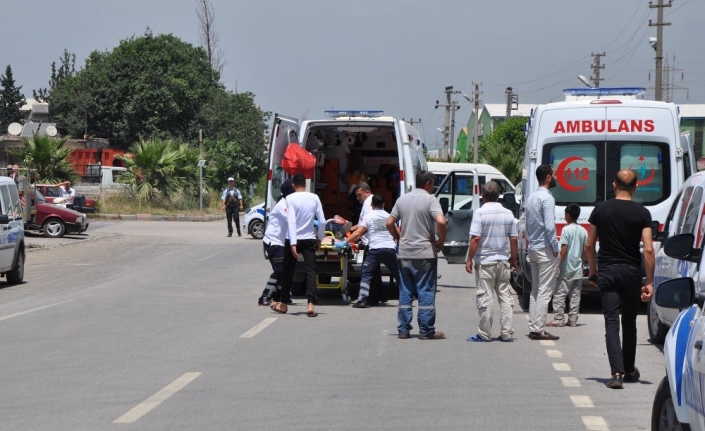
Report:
652,376,690,431
341,291,351,305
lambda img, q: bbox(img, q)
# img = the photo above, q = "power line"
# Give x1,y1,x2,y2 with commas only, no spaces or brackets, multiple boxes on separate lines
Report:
666,0,692,16
602,0,648,51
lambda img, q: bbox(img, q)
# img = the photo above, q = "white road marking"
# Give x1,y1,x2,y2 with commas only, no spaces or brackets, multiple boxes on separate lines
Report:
240,318,277,338
0,299,74,322
553,363,572,372
561,376,581,387
377,329,388,357
582,416,609,430
546,349,563,358
540,340,556,346
113,372,202,423
570,395,594,408
195,250,228,262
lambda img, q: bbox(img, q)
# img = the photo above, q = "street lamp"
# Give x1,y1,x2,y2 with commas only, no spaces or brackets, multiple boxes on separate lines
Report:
577,75,593,88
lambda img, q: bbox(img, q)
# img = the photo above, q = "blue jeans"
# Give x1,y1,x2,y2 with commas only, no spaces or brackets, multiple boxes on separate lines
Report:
398,258,437,335
359,248,399,301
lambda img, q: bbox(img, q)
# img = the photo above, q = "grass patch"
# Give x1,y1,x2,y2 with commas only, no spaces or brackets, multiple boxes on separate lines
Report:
97,189,224,216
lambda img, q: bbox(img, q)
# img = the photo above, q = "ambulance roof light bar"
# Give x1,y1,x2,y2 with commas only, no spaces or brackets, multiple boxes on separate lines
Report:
324,110,385,118
562,87,646,97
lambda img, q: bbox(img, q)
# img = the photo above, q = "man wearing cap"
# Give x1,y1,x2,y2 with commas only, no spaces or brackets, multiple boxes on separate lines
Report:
221,177,244,237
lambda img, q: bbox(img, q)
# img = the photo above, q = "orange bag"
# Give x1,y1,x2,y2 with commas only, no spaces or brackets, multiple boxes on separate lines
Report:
282,143,316,179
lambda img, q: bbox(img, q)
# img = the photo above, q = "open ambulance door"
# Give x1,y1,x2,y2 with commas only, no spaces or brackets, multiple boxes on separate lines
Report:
434,170,480,264
266,114,299,217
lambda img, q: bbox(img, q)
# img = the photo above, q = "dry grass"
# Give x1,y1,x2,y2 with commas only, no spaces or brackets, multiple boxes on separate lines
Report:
97,190,223,216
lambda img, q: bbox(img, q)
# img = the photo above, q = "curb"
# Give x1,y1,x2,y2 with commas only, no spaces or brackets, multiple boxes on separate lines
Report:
88,213,227,222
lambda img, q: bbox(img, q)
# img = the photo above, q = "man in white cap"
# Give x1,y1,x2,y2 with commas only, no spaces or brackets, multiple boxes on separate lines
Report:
221,177,244,237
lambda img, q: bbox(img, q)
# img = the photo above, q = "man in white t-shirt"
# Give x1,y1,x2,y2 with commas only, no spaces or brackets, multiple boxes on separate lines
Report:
465,181,518,342
273,173,326,317
60,181,76,203
350,182,387,305
339,194,399,308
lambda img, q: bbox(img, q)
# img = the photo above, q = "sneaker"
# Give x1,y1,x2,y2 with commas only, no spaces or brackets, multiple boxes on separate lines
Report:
238,233,242,237
546,320,565,327
567,321,578,327
419,331,445,340
623,367,640,383
528,331,560,340
227,232,233,237
352,299,370,308
398,332,410,339
606,374,623,389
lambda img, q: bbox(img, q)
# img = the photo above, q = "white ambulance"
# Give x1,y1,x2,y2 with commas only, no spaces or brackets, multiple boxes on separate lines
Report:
513,88,696,310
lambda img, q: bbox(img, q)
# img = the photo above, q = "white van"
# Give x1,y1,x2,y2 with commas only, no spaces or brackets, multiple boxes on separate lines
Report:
428,162,514,209
514,88,696,309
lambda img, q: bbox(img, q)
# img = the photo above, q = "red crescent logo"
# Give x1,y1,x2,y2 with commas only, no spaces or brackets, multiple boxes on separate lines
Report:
556,156,587,192
640,165,656,185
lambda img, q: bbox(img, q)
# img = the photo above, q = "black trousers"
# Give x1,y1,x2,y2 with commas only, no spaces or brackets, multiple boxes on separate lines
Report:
362,247,389,303
281,239,318,304
226,206,240,235
597,263,642,375
260,243,285,302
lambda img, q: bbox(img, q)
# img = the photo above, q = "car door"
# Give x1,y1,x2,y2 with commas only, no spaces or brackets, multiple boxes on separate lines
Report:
0,185,14,269
434,170,480,264
265,114,299,218
685,294,705,428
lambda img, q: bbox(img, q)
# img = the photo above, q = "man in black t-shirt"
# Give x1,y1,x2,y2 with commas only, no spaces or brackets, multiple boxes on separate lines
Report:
586,169,655,389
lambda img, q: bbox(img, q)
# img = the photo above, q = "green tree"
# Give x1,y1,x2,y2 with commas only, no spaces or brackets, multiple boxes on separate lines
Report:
478,117,528,184
50,30,219,147
116,138,199,201
8,135,77,183
33,50,76,104
0,65,26,132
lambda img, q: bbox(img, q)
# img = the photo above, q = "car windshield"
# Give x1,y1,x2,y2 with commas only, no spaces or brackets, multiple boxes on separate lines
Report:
35,190,47,203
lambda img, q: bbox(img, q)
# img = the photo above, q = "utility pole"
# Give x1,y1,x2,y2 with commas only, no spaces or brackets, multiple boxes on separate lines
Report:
649,0,672,101
403,118,422,125
505,87,518,122
436,86,461,160
199,129,203,212
590,52,606,88
471,82,482,163
449,101,460,161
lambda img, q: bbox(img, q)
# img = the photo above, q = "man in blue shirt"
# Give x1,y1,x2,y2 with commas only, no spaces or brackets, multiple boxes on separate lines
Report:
525,164,560,341
221,177,244,237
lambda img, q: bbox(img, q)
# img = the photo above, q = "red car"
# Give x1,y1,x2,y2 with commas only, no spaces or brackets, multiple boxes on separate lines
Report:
37,185,96,214
25,189,89,238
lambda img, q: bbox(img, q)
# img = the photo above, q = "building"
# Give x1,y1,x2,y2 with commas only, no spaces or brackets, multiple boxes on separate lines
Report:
462,103,534,161
679,104,705,159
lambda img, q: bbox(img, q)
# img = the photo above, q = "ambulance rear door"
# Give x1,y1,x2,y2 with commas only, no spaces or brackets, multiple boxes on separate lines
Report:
266,114,299,217
397,120,426,196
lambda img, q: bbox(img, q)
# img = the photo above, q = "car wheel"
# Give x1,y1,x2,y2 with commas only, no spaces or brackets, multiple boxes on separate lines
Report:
7,248,24,284
249,220,264,239
648,298,669,344
652,376,690,431
43,219,66,238
510,271,523,295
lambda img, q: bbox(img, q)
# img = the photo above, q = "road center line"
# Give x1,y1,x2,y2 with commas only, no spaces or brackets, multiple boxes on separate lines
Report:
113,372,202,424
546,349,563,358
571,395,594,408
561,376,581,387
553,363,572,372
540,340,556,346
582,416,609,430
240,318,277,338
195,250,228,262
0,299,74,322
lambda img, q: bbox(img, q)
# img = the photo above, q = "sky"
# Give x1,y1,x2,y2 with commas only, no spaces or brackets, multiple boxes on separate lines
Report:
2,0,704,147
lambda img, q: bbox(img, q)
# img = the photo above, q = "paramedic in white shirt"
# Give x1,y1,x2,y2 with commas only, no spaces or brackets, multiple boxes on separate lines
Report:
339,194,399,309
465,181,518,342
351,182,387,304
273,173,326,317
258,180,294,307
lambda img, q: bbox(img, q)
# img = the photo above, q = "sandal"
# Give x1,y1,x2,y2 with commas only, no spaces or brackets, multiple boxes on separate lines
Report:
271,303,287,314
307,306,317,317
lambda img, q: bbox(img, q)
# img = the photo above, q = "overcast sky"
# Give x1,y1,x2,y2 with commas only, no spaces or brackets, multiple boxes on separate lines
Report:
3,0,704,146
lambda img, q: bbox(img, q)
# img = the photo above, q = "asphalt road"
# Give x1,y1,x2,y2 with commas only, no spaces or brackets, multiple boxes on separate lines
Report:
1,221,664,430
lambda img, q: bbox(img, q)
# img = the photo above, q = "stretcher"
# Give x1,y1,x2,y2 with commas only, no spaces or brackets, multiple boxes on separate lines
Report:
315,219,358,304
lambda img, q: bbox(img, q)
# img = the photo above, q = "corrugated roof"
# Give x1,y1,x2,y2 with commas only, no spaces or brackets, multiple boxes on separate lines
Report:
483,103,535,118
678,104,705,118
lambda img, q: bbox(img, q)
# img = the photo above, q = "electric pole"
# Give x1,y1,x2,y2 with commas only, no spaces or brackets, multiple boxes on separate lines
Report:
403,118,422,125
649,0,672,101
436,86,461,160
473,83,482,163
505,87,518,122
449,100,460,160
590,52,606,88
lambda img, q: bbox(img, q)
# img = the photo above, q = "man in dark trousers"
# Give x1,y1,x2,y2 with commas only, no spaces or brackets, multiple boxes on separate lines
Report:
587,169,654,389
221,177,244,237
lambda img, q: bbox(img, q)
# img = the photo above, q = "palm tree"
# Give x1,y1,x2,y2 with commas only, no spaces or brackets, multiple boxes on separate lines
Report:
480,142,523,185
9,134,78,183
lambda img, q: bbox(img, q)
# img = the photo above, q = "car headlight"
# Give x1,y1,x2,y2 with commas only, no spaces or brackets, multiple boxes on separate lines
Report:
76,217,82,223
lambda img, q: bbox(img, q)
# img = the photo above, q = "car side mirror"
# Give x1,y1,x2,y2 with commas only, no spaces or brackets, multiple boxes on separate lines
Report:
663,233,702,264
651,220,666,242
440,197,449,215
0,214,9,224
655,277,695,309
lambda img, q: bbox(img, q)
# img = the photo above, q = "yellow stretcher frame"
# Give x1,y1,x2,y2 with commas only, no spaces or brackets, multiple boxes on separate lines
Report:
315,230,352,304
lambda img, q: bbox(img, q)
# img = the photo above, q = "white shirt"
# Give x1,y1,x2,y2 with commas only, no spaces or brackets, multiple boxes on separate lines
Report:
61,187,76,202
469,202,517,262
359,209,396,250
359,195,373,245
264,198,288,247
286,191,326,245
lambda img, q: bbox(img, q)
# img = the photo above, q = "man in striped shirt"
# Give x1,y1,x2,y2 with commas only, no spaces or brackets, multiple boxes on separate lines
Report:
465,181,518,342
525,164,560,341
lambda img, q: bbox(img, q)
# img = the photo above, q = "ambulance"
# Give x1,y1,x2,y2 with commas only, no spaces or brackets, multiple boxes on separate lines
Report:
513,88,696,310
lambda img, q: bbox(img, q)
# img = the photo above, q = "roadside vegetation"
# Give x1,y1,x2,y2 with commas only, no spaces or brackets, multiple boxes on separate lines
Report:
9,135,78,183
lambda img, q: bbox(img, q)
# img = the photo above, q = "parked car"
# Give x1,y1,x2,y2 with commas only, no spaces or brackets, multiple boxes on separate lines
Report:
26,190,88,238
244,203,265,239
37,184,97,214
651,233,705,431
0,177,25,284
650,171,705,344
